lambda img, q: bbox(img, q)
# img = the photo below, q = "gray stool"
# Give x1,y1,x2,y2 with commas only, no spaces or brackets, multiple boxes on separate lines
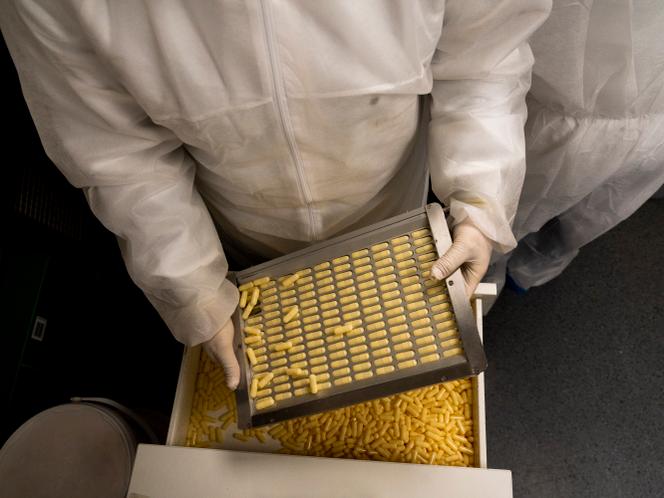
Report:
0,398,156,498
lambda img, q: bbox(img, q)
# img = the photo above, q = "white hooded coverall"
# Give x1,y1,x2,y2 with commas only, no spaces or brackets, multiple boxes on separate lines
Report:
506,0,664,289
1,1,550,345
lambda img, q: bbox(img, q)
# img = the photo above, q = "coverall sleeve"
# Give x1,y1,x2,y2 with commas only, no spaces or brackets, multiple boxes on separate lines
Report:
428,0,551,253
1,3,238,346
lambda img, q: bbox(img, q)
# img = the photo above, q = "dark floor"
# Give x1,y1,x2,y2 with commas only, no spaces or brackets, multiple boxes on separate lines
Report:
484,199,664,498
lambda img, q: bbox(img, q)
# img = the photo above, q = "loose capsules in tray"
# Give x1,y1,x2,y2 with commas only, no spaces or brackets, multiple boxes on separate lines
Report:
232,203,487,428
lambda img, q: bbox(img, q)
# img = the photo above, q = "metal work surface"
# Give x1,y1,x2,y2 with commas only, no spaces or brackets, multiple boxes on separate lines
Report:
232,204,487,428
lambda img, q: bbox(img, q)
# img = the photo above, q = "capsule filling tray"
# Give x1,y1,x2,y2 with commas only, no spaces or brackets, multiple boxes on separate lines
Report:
233,203,487,428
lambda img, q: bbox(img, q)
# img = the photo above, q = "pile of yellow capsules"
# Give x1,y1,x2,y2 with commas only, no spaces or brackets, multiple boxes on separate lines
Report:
186,351,477,467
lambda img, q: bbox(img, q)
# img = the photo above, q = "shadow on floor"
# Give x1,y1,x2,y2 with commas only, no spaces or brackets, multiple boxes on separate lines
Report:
484,199,664,498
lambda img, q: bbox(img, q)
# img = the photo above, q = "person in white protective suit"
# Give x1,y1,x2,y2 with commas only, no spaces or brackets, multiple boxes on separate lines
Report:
498,0,664,290
1,1,550,389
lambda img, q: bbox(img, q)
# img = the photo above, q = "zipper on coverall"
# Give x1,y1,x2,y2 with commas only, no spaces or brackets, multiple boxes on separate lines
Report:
259,0,319,240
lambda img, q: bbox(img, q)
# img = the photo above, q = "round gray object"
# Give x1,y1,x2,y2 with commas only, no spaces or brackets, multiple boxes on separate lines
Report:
0,403,136,498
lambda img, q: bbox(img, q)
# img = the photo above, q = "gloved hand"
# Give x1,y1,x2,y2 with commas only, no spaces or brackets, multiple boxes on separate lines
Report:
203,318,240,390
431,220,493,298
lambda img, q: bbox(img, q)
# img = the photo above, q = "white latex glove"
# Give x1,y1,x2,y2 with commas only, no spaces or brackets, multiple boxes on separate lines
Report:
431,220,493,298
203,318,240,390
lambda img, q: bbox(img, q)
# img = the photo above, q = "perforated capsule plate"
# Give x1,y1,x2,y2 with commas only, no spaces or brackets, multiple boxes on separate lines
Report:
232,203,487,428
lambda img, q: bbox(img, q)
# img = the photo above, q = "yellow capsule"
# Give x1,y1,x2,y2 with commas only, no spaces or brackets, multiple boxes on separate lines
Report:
385,306,405,318
431,302,451,313
355,371,374,381
334,263,352,273
436,320,457,333
395,351,415,361
405,292,425,303
321,309,339,319
368,330,387,340
370,338,389,349
365,313,383,324
372,346,391,357
363,304,381,314
320,293,336,303
356,272,374,282
332,255,349,265
382,290,400,300
334,376,353,386
282,297,297,308
421,353,441,363
359,288,378,298
440,338,461,348
398,359,418,369
258,373,274,389
309,374,319,394
301,307,319,318
413,326,434,337
399,267,418,277
391,235,410,245
283,306,299,323
394,341,413,352
239,290,248,308
376,266,394,276
418,344,437,354
387,316,406,326
327,340,345,350
244,326,262,336
349,344,367,354
249,377,259,398
329,350,347,360
238,282,254,292
241,303,255,320
340,296,357,305
434,312,453,323
352,249,369,258
396,259,416,269
351,352,370,362
314,262,330,271
392,331,411,342
376,365,395,375
373,250,391,260
246,348,258,366
412,228,431,238
371,242,389,252
332,367,351,377
311,364,327,374
250,286,260,307
443,347,464,358
298,283,314,292
275,392,292,402
394,251,414,261
244,335,262,345
389,324,408,334
310,356,327,366
272,341,293,352
348,336,366,346
315,270,331,279
355,264,372,275
415,336,435,346
304,323,322,332
330,359,348,369
374,356,392,366
270,358,288,368
341,301,359,311
418,253,437,263
375,258,393,269
379,281,398,291
338,286,356,297
412,236,432,247
406,300,426,311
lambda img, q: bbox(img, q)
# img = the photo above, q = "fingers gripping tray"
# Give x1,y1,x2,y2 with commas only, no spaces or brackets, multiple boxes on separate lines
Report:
233,203,487,428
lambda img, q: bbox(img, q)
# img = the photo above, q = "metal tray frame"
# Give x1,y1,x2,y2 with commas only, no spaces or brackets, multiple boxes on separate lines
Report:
232,203,487,428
